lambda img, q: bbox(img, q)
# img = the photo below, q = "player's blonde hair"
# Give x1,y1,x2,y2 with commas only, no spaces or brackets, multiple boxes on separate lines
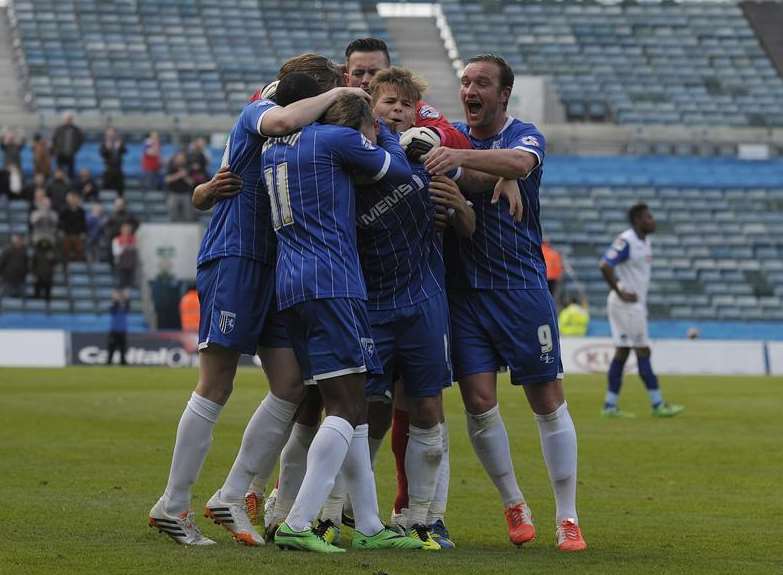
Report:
369,67,427,105
277,53,344,91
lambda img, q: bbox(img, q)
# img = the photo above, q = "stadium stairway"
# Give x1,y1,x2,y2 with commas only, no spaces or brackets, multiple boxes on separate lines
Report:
383,16,463,120
741,0,783,78
0,6,27,120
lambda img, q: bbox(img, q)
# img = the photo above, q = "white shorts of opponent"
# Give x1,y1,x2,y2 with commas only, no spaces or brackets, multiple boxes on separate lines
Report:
607,292,650,348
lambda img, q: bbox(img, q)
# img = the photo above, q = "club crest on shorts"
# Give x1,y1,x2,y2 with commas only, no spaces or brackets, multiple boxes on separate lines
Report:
219,310,236,335
539,353,555,364
360,337,376,357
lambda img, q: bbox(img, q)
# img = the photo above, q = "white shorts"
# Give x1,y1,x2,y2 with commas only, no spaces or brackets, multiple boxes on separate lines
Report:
607,293,649,348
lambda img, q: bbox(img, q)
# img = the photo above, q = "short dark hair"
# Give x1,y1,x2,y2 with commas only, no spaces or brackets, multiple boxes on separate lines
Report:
628,202,650,225
321,93,374,132
278,53,343,91
466,54,515,90
345,37,390,66
274,72,323,106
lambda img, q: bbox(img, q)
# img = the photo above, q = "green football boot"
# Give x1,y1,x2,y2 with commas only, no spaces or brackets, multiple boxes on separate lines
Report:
601,406,636,418
352,527,424,550
313,519,341,546
274,522,345,553
652,403,685,418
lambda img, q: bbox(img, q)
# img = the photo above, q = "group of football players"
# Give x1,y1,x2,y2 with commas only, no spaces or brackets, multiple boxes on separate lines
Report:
147,37,587,554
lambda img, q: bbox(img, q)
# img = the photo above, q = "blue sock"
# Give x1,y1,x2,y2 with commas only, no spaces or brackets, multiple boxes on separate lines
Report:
637,356,663,408
604,359,624,408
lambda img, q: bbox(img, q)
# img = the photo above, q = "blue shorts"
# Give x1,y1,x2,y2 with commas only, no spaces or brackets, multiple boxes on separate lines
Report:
449,288,564,386
197,256,275,355
283,298,383,383
366,292,453,400
259,308,291,349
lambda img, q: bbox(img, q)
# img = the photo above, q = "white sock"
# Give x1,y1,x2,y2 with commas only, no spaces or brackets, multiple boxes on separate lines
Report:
273,422,317,522
466,405,524,507
285,416,353,532
427,421,450,525
405,423,443,527
219,393,297,502
320,470,347,525
535,402,578,523
248,475,266,496
162,392,223,514
342,424,384,536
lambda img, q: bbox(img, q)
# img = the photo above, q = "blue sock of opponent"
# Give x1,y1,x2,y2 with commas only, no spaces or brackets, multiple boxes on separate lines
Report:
637,356,663,408
604,359,624,408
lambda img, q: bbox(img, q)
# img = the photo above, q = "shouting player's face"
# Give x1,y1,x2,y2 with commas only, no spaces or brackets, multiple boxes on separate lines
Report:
345,51,389,92
460,61,511,134
372,86,416,133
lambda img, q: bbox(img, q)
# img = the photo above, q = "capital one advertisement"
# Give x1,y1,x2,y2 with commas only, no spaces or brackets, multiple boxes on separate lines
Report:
70,332,259,367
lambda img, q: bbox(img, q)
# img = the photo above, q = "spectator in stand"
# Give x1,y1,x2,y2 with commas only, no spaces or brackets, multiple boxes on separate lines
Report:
187,137,210,176
77,168,99,202
141,131,162,190
51,112,84,180
558,295,590,337
47,167,72,213
112,222,137,295
30,196,59,246
1,129,25,198
85,203,108,263
164,151,195,222
22,173,46,204
105,197,139,241
542,238,565,307
100,127,127,197
60,191,87,262
107,290,130,366
32,133,52,180
32,238,56,301
0,234,29,298
179,283,200,333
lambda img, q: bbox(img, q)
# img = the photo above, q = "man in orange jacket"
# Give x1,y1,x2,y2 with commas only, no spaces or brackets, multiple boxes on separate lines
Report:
179,284,200,333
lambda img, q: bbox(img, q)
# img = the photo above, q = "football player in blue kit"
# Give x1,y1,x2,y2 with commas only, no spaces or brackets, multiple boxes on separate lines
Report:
148,60,368,546
315,67,475,550
262,92,423,553
423,54,587,552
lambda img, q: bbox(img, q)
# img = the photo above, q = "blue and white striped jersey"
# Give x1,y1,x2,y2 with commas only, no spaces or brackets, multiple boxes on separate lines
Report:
262,121,412,310
449,117,548,290
197,99,278,267
357,162,444,311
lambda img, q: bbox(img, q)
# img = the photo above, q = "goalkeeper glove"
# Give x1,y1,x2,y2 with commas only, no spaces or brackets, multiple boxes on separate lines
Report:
399,127,441,161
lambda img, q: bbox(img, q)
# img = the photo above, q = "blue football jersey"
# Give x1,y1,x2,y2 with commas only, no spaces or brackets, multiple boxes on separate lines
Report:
198,99,278,266
357,162,445,311
262,121,412,310
449,117,548,290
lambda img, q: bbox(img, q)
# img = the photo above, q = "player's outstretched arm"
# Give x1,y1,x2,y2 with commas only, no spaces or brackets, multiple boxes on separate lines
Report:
192,167,242,211
425,147,538,180
260,87,371,136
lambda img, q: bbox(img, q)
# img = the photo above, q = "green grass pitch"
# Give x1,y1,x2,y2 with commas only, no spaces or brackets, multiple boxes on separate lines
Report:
2,367,781,575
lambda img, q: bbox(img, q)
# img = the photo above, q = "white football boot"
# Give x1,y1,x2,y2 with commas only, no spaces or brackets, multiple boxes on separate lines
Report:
204,490,265,546
148,498,216,545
